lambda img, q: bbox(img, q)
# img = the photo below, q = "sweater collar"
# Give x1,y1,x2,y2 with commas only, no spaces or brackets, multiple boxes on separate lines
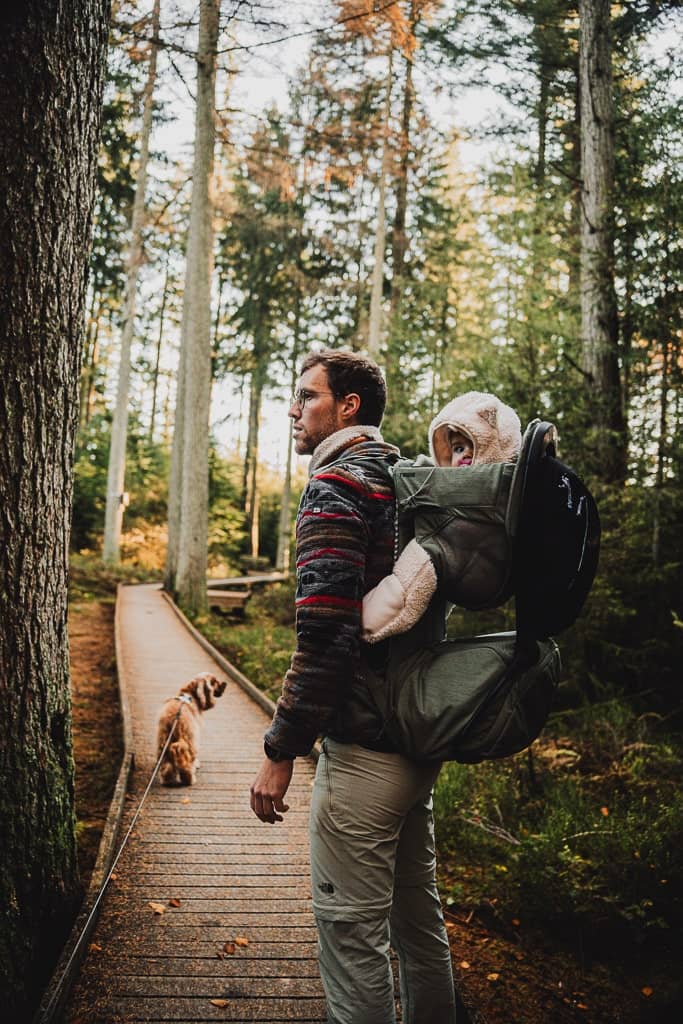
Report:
308,425,386,476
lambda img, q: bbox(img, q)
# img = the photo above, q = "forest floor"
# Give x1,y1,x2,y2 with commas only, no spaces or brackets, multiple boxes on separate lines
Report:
69,591,673,1024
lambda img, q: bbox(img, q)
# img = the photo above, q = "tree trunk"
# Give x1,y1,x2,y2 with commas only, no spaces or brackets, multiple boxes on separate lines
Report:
79,296,102,428
103,0,160,562
276,339,300,574
244,364,265,559
579,0,626,482
652,336,669,568
0,2,110,1019
165,308,188,588
174,0,220,614
367,48,393,358
390,3,417,320
149,255,169,442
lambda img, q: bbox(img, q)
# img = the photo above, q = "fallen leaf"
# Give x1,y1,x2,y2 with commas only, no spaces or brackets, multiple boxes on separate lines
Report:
223,941,236,955
641,987,654,997
110,873,117,881
168,898,181,908
88,942,102,953
180,797,191,804
511,918,521,926
234,936,249,947
600,806,609,817
210,999,230,1007
577,1003,589,1011
148,902,166,915
487,973,500,982
459,961,470,970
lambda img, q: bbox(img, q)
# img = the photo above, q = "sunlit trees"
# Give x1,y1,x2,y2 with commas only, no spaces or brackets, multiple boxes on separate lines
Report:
166,0,220,612
103,0,161,562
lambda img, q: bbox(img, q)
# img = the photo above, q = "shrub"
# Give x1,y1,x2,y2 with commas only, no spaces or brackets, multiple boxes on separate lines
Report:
434,702,683,944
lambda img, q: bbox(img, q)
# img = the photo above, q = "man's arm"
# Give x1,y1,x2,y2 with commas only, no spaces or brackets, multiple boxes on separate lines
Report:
263,470,371,757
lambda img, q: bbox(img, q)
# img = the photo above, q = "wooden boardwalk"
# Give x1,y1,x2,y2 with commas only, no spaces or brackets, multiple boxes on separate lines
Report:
64,584,326,1023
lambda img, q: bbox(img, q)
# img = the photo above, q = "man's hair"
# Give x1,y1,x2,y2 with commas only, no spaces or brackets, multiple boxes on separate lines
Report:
300,348,386,426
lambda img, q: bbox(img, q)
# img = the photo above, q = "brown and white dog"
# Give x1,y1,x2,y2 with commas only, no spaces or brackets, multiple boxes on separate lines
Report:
156,672,227,786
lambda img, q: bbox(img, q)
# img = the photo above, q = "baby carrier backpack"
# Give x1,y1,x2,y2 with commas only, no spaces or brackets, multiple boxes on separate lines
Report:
358,420,601,763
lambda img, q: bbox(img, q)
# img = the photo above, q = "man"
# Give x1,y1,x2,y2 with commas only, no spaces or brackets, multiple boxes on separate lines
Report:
250,349,456,1024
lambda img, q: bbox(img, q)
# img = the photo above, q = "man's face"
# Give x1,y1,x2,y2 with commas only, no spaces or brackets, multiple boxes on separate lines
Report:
289,364,349,455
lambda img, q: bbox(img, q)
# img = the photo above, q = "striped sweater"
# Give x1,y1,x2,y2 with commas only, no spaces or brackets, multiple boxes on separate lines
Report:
264,427,399,757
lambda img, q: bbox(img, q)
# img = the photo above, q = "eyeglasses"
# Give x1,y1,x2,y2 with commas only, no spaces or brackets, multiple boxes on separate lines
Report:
290,388,336,409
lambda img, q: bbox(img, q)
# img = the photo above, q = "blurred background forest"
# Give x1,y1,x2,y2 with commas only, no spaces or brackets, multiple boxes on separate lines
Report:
71,0,682,1014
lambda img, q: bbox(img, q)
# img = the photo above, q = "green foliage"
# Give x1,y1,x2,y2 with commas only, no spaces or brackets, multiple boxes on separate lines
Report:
207,446,247,571
198,589,296,702
434,702,683,945
72,413,168,551
68,551,158,601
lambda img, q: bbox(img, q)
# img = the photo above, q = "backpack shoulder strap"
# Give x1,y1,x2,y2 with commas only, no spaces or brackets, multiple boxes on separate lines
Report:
506,419,557,539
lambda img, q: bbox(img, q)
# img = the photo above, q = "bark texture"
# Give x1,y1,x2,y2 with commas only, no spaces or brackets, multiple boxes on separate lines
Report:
173,0,220,613
579,0,626,482
0,1,110,1018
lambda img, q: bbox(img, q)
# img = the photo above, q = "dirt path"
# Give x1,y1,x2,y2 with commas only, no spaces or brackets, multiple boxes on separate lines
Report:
70,597,122,886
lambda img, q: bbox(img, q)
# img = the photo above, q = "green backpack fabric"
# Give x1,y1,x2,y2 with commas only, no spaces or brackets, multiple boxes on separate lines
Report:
362,631,561,764
336,422,598,763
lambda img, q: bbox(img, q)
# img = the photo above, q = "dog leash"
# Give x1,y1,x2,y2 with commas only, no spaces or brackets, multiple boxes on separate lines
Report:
40,696,190,1021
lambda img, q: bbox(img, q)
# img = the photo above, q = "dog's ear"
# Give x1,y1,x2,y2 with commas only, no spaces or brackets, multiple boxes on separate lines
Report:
211,675,227,698
200,674,216,710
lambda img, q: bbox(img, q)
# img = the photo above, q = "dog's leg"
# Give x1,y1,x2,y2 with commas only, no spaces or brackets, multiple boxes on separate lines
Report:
160,762,179,786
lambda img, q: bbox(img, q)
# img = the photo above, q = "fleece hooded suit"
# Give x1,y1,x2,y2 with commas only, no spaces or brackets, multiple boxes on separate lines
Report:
362,391,522,643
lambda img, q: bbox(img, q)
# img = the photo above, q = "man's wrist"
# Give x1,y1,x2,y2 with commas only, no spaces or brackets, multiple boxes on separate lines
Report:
264,740,294,763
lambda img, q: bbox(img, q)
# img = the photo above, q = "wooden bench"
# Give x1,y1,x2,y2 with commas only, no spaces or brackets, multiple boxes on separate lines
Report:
206,588,251,614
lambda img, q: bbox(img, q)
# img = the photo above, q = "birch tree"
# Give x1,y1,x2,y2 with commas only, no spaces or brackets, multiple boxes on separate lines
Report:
169,0,220,612
103,0,161,562
0,1,110,1017
579,0,626,482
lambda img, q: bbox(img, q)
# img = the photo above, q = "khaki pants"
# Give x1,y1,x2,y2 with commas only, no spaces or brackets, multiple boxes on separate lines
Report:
309,739,456,1024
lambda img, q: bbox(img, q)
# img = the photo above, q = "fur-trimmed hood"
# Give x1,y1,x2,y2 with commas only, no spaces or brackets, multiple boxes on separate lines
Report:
429,391,521,466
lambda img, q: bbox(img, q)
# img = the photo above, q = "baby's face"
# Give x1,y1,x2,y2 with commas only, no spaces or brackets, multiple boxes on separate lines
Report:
447,430,474,467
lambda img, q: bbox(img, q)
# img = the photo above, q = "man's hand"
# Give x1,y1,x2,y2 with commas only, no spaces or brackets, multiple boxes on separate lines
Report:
250,757,293,824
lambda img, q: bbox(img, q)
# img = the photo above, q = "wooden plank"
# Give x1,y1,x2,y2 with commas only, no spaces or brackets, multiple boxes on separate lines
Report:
104,897,313,915
110,977,325,998
92,957,322,977
80,996,328,1021
208,574,287,587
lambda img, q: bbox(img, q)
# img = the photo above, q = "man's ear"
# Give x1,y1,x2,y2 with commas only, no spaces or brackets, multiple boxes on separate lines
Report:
340,392,361,422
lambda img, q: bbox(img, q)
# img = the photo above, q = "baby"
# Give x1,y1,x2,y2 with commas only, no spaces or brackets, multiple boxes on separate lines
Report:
362,391,522,643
